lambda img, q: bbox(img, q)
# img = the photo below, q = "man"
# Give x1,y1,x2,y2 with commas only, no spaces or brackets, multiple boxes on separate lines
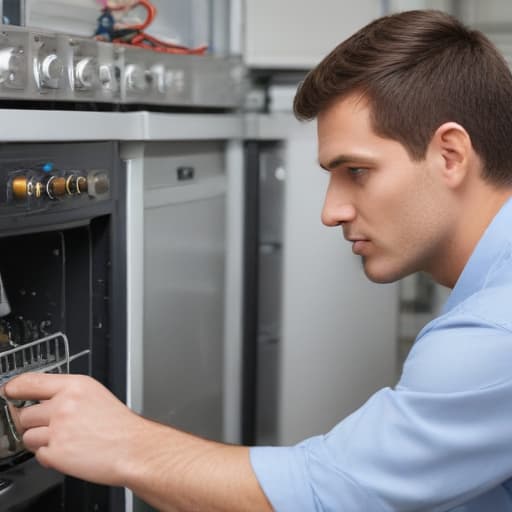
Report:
5,8,512,511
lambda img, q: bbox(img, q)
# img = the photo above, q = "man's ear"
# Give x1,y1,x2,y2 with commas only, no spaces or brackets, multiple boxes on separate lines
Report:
428,122,473,189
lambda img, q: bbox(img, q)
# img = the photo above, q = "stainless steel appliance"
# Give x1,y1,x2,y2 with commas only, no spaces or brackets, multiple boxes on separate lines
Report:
0,21,244,512
0,141,126,511
0,24,243,106
142,141,226,439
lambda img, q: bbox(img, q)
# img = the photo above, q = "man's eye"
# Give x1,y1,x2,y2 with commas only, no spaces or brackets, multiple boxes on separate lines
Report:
347,167,367,177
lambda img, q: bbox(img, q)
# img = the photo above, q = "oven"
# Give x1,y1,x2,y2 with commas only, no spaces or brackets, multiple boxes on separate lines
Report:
0,141,126,511
0,15,242,511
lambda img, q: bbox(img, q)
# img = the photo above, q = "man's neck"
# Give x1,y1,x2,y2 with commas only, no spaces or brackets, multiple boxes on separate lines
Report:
430,186,512,288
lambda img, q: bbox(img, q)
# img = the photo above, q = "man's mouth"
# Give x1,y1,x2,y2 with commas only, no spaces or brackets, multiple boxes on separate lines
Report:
348,238,370,255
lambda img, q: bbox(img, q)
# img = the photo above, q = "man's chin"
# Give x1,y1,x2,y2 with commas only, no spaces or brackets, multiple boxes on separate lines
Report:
361,258,407,284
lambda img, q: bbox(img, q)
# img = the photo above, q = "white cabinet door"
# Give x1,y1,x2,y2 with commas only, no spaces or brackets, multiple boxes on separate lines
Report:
243,0,383,69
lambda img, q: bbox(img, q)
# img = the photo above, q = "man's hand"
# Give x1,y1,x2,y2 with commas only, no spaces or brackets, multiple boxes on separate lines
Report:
3,373,272,512
3,373,143,486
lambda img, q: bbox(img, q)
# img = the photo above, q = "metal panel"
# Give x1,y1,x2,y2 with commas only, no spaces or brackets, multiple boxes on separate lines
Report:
142,141,226,441
222,140,244,444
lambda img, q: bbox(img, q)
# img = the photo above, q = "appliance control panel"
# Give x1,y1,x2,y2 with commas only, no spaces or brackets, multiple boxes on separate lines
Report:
1,163,111,215
0,25,243,108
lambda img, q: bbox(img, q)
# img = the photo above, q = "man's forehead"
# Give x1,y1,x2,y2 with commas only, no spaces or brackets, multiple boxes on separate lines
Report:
317,95,379,165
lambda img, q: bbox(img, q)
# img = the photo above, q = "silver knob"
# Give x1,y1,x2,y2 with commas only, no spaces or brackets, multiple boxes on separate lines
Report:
41,54,63,83
98,64,118,93
0,47,25,86
87,171,110,198
75,57,98,90
125,64,148,93
150,64,166,94
99,64,112,85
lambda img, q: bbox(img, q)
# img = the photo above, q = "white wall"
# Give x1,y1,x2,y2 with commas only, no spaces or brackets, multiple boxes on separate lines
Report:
243,0,384,69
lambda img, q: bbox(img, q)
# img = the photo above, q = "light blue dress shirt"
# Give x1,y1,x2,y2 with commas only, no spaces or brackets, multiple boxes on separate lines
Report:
250,197,512,511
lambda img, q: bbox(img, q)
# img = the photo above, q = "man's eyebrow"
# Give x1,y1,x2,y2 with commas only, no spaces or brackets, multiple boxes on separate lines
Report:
318,154,370,171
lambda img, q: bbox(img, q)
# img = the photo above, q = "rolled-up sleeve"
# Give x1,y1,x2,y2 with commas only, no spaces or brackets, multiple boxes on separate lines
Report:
250,320,512,512
250,440,387,511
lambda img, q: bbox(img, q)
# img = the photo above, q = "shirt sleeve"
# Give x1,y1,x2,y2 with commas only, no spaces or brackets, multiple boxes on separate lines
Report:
250,318,512,512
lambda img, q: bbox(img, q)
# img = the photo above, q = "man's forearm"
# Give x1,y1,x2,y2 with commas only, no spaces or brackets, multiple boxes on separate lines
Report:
121,419,272,512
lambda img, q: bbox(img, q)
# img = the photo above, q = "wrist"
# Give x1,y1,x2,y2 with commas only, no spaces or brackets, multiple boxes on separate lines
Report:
112,413,158,488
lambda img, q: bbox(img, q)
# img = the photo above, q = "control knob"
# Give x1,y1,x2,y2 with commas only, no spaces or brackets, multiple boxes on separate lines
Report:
46,176,67,199
11,176,29,199
0,47,25,87
65,175,88,194
46,175,88,198
40,54,63,84
88,172,110,197
150,64,166,94
11,176,46,199
74,57,98,90
99,64,116,91
125,64,149,93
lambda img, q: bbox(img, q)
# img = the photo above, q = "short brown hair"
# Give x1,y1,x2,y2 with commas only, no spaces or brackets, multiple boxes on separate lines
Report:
294,10,512,185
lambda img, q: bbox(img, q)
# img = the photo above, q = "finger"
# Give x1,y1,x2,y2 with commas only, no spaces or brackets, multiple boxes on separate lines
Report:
34,446,52,469
18,403,51,430
3,373,71,401
22,426,50,452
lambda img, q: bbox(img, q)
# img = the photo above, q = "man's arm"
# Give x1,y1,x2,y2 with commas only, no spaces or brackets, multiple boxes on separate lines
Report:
4,373,272,512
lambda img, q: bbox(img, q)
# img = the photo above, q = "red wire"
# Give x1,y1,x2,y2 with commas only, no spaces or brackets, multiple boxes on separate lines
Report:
109,0,155,31
109,0,207,54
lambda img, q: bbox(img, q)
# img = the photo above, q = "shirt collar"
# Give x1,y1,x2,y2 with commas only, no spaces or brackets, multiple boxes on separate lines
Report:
442,196,512,315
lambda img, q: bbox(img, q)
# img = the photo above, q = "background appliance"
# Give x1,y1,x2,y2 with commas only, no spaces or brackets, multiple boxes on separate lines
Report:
0,24,243,107
0,141,126,511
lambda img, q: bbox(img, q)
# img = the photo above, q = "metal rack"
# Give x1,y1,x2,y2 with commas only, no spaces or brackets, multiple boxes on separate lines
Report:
0,332,71,386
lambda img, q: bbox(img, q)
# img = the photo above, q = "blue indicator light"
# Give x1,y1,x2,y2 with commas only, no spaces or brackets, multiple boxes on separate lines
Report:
42,163,54,173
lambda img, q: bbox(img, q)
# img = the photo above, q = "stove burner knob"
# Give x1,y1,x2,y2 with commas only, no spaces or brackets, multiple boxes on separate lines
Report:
41,54,63,83
65,175,88,194
76,176,88,193
46,176,67,199
99,64,116,91
75,57,98,90
99,65,111,85
88,172,110,197
11,176,28,199
0,47,25,86
125,64,148,93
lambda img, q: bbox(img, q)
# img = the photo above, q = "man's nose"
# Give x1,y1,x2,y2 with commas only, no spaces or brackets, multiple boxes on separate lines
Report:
321,189,357,227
